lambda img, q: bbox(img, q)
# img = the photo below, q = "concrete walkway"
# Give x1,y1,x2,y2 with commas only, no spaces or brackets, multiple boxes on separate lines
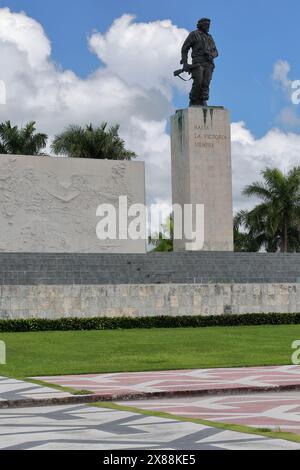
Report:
0,404,299,450
1,369,300,449
35,365,300,400
2,365,300,407
0,376,71,405
121,390,300,436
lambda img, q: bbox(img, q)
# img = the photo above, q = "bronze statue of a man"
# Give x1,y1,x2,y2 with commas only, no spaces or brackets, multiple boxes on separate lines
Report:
181,18,218,107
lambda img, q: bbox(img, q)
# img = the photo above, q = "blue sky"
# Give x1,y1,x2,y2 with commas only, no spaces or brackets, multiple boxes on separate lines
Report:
3,0,300,138
1,1,300,210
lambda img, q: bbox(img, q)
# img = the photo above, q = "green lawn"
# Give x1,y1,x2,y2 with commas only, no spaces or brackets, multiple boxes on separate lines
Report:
0,325,299,378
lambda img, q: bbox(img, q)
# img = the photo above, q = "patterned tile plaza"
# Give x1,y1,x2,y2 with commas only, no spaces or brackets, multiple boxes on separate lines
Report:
0,404,299,450
121,390,300,436
35,365,300,397
0,376,71,403
1,372,300,449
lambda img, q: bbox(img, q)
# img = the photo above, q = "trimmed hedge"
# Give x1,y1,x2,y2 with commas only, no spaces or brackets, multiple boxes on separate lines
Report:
0,313,300,332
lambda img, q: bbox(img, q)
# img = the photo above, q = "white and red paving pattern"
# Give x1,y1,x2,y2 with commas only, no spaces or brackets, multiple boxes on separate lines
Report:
33,365,300,438
121,391,300,436
1,403,299,450
35,365,300,397
0,376,71,403
1,366,300,448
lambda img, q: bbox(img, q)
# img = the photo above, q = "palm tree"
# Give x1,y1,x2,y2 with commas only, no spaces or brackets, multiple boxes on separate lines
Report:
234,213,261,252
236,167,300,253
0,121,48,156
51,122,136,160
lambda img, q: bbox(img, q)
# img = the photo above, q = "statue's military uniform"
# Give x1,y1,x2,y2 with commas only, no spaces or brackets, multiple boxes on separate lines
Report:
181,29,218,106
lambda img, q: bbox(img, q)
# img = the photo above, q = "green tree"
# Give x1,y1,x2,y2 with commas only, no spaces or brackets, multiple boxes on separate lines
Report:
51,122,136,160
149,214,174,252
0,121,48,156
234,212,262,252
236,167,300,253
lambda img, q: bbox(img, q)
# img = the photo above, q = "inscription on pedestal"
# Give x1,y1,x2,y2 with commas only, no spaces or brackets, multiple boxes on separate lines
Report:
171,107,234,251
194,125,227,150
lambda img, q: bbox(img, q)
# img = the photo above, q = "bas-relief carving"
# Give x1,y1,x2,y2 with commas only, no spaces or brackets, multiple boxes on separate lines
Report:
0,155,145,253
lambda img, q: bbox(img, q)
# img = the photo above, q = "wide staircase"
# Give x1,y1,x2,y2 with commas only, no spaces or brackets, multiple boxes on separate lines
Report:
0,252,299,285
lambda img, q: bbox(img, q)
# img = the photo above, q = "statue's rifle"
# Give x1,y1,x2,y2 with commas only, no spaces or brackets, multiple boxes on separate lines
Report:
174,56,214,81
173,63,200,81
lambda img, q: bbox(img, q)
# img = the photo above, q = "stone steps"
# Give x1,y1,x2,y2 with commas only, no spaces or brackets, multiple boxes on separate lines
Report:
0,252,299,285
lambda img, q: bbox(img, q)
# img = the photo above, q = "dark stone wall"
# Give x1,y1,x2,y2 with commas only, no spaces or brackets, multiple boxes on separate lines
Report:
0,252,299,285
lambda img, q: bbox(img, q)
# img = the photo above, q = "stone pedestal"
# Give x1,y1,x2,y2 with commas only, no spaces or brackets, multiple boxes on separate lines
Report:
171,106,233,251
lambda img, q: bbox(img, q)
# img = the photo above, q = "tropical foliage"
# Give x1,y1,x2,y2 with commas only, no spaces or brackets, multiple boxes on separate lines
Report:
0,121,48,156
235,167,300,253
149,214,174,252
51,122,136,160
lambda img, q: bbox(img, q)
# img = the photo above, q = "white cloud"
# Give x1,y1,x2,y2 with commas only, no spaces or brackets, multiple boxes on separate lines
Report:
272,59,300,128
124,117,171,205
0,7,51,68
0,9,178,207
232,122,300,212
0,7,300,218
276,107,300,128
272,59,292,91
88,14,188,98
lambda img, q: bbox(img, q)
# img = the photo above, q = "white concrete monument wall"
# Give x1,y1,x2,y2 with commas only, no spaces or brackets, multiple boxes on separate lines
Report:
171,107,234,251
1,283,299,319
0,154,146,253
